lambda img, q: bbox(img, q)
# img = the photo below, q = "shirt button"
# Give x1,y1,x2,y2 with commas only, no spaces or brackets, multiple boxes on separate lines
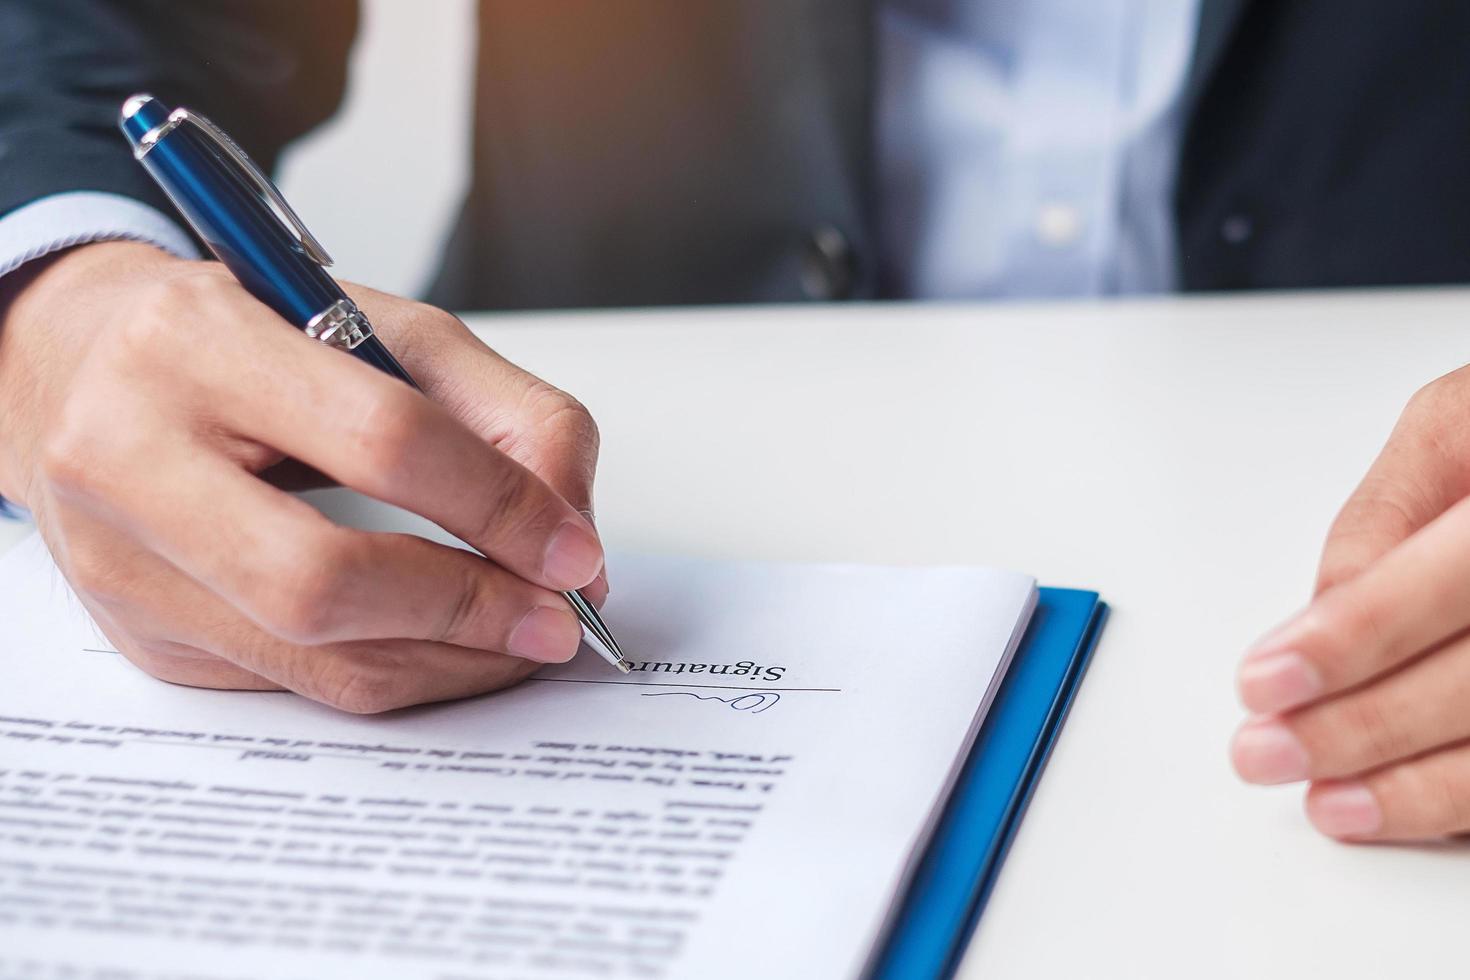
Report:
1035,203,1083,247
800,225,856,301
1221,214,1253,244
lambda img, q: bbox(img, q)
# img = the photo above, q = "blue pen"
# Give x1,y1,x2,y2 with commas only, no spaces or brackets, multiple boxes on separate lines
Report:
118,94,629,674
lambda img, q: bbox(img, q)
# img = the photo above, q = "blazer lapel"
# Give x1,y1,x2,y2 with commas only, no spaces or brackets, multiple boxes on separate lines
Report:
1181,0,1252,115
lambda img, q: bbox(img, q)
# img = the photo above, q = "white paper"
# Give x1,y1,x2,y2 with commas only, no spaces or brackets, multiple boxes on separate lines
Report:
0,534,1035,980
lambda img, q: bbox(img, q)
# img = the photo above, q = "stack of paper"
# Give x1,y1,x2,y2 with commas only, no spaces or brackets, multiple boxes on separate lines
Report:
0,536,1037,979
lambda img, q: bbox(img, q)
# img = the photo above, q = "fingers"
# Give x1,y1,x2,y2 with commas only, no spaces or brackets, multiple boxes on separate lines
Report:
184,293,603,592
1315,372,1470,594
1305,742,1470,842
166,602,542,713
229,636,543,714
56,506,547,712
119,636,285,692
347,283,601,516
1238,495,1470,715
1232,368,1470,842
100,575,543,712
1314,471,1443,596
20,257,595,719
1233,630,1470,784
60,445,583,662
349,283,609,602
47,512,284,692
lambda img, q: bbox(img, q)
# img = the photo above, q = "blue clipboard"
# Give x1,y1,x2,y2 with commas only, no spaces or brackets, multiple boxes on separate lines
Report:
869,587,1109,979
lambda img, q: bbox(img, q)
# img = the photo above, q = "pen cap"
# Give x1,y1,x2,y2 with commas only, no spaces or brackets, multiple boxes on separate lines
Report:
119,94,170,146
118,94,344,329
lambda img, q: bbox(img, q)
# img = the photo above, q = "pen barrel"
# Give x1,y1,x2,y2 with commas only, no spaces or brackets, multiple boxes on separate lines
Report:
123,105,343,329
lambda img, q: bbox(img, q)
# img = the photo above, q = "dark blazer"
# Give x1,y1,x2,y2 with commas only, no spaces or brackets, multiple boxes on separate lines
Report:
3,1,1468,310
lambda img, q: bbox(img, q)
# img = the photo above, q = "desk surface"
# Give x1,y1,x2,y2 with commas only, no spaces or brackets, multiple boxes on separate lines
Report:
7,289,1469,977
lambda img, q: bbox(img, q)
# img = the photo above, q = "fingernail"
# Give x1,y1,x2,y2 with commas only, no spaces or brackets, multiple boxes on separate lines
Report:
1307,781,1382,839
1231,718,1311,784
543,521,603,590
1238,650,1323,714
508,606,582,663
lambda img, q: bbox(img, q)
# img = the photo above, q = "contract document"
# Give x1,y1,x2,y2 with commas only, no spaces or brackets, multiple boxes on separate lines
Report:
0,534,1036,979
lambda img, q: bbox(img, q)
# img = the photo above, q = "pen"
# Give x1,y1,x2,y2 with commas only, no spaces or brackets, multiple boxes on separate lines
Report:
118,94,630,675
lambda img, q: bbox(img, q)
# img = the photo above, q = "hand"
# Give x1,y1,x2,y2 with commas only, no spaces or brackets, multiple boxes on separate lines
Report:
1231,364,1470,840
0,243,606,712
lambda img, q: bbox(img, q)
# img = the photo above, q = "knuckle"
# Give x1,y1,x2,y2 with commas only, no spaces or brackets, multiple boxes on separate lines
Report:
36,420,100,497
120,272,242,361
1281,607,1341,673
116,302,171,357
114,638,182,682
38,390,136,499
1334,596,1389,653
476,468,549,548
1432,774,1470,833
256,529,361,644
1406,376,1452,418
412,302,469,338
528,385,600,452
115,638,217,687
438,564,487,645
1382,761,1470,834
317,659,406,715
352,387,426,483
1300,595,1390,680
484,655,542,692
118,281,194,352
1335,694,1410,767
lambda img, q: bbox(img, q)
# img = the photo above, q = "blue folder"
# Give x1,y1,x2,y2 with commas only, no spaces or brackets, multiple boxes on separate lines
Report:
870,587,1109,980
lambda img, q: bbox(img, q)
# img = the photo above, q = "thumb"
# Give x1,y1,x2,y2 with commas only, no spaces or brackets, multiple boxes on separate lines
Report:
407,327,606,601
486,385,609,607
339,286,608,602
1316,386,1470,594
497,388,609,606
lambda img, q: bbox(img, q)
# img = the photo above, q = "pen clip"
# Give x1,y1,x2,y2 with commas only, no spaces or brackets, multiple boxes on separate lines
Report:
149,108,335,268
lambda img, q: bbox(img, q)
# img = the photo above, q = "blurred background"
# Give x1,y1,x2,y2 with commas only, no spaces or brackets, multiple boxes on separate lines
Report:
275,0,473,299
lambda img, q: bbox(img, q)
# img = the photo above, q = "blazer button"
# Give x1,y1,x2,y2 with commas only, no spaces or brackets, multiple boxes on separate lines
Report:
800,225,856,300
1221,214,1253,245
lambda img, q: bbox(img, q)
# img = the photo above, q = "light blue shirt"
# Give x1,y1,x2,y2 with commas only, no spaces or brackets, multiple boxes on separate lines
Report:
0,1,1202,306
876,0,1202,298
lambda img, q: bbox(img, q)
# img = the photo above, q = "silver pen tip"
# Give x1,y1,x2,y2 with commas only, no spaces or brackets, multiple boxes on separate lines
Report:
614,660,632,675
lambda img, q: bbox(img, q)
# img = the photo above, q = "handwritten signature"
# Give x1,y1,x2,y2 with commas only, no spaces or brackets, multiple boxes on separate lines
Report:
642,691,781,714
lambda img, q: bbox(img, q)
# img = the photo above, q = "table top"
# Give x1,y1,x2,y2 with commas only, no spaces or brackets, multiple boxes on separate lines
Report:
8,288,1469,977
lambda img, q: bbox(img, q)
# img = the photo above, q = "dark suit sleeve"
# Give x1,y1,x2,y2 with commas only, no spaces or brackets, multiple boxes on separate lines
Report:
0,0,358,219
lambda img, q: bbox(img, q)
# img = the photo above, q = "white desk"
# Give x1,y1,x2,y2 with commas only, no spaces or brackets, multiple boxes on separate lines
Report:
6,289,1469,977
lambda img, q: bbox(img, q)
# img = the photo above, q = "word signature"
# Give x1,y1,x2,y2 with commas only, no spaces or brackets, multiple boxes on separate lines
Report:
642,691,781,714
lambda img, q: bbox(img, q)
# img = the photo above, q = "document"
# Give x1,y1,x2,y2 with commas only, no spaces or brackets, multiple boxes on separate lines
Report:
0,534,1035,979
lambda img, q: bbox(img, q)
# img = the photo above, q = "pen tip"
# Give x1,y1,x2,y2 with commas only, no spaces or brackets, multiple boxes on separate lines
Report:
615,660,632,675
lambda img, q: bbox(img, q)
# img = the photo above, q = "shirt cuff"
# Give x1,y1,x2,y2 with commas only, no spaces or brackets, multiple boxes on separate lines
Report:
0,191,200,279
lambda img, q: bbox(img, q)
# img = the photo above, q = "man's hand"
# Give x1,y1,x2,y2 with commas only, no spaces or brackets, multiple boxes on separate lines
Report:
0,242,606,712
1231,364,1470,840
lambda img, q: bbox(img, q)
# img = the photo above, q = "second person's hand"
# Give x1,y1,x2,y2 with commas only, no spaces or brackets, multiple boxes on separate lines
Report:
0,242,606,712
1232,365,1470,840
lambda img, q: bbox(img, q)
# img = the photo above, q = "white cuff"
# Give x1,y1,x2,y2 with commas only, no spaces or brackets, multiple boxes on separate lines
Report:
0,191,201,279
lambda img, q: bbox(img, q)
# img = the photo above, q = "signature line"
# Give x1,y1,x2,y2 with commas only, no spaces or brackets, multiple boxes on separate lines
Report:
525,678,840,693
